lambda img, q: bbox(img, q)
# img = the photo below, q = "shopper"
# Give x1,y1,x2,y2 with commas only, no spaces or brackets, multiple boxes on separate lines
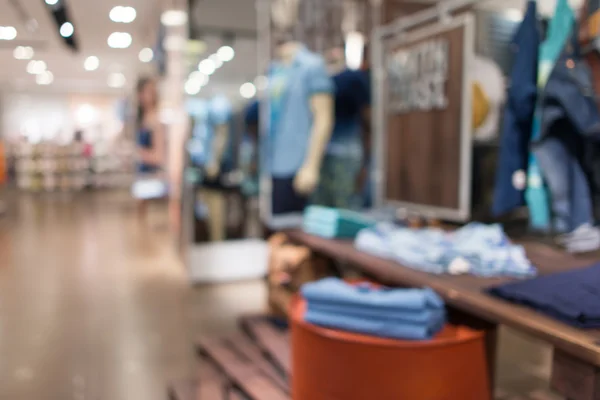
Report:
134,77,166,221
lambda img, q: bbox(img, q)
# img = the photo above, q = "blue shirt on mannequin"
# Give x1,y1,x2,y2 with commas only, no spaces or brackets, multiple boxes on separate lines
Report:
187,96,233,170
328,69,371,158
264,45,334,178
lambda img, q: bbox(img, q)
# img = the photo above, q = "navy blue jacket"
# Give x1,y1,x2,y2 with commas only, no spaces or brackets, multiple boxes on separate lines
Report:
492,0,540,216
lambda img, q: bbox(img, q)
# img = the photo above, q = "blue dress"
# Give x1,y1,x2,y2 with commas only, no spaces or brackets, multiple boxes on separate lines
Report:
137,127,160,174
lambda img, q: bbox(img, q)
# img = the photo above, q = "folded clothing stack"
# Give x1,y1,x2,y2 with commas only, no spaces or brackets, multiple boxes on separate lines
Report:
489,262,600,328
301,278,446,340
302,206,375,239
355,222,537,278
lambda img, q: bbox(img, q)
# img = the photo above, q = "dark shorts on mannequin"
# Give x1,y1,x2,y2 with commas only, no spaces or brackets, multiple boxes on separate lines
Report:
202,175,227,190
272,176,308,215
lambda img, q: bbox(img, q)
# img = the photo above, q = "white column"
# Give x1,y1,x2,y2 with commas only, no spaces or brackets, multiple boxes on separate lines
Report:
160,1,189,234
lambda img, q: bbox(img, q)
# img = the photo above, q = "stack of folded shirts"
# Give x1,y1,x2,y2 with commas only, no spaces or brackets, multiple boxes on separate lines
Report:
488,262,600,328
302,206,375,239
301,278,446,340
355,222,537,278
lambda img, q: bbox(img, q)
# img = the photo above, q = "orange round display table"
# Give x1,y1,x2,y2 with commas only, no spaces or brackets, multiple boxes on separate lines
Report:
290,296,491,400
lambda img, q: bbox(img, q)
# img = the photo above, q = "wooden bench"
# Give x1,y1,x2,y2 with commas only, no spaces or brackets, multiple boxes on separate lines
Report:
196,334,290,400
286,230,600,400
239,316,292,377
168,356,241,400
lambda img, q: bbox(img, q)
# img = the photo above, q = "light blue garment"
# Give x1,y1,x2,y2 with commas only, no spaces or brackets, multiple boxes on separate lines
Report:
239,136,259,197
305,308,444,340
301,278,445,340
269,65,291,146
301,278,444,311
187,96,233,167
265,45,334,177
187,98,210,165
526,0,575,230
354,223,537,278
308,303,445,325
302,205,375,238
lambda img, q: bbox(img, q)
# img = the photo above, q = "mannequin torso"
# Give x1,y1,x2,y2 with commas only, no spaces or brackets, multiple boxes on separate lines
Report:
267,41,334,200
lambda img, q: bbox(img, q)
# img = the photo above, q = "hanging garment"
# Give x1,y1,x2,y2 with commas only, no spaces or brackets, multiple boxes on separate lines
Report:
492,0,539,217
526,0,576,230
532,28,600,235
534,135,594,233
489,262,600,328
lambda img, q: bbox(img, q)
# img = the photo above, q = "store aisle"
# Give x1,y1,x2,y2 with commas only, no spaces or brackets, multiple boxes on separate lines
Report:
0,193,265,400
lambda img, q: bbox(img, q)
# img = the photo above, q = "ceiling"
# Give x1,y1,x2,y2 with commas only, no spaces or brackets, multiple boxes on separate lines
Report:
0,0,161,94
0,0,587,100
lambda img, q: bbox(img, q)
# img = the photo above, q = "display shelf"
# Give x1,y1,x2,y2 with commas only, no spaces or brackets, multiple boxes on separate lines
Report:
12,142,135,192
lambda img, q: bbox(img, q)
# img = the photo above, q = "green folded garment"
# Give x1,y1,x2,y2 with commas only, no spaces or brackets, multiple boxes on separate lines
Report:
302,205,375,239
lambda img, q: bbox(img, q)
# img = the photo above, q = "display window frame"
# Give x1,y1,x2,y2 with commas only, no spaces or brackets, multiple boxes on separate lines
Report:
371,13,475,222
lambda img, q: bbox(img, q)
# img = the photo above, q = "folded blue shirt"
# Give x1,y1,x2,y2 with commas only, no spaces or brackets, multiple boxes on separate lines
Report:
302,206,376,239
355,223,537,278
301,278,444,311
305,308,445,340
489,262,600,328
307,303,445,325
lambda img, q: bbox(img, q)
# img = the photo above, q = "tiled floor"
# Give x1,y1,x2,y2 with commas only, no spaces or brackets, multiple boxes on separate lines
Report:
0,192,561,399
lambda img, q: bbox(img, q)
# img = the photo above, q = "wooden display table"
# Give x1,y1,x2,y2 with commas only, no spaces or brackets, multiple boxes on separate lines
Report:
285,230,600,400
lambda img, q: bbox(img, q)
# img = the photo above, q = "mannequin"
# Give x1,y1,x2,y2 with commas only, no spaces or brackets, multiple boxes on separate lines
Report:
312,43,371,209
201,122,229,242
267,39,334,215
187,96,232,242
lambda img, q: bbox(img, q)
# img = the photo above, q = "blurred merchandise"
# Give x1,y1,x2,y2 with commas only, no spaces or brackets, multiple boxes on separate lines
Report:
12,141,135,193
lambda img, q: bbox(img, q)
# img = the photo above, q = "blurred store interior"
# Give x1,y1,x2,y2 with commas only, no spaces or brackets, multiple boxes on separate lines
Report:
0,0,599,399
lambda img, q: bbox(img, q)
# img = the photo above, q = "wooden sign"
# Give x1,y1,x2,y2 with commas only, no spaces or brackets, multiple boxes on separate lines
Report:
374,14,474,221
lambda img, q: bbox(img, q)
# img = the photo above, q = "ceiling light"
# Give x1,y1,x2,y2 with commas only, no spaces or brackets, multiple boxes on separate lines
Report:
45,0,59,4
138,47,153,63
161,10,188,27
240,82,256,99
27,60,47,75
189,71,208,86
107,32,132,49
108,72,126,88
14,46,34,60
185,79,201,96
110,6,137,23
36,71,54,85
198,59,215,75
84,56,99,71
0,26,17,41
59,22,74,38
76,104,98,125
504,8,523,22
254,75,268,91
345,31,364,70
217,45,234,62
209,54,223,69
